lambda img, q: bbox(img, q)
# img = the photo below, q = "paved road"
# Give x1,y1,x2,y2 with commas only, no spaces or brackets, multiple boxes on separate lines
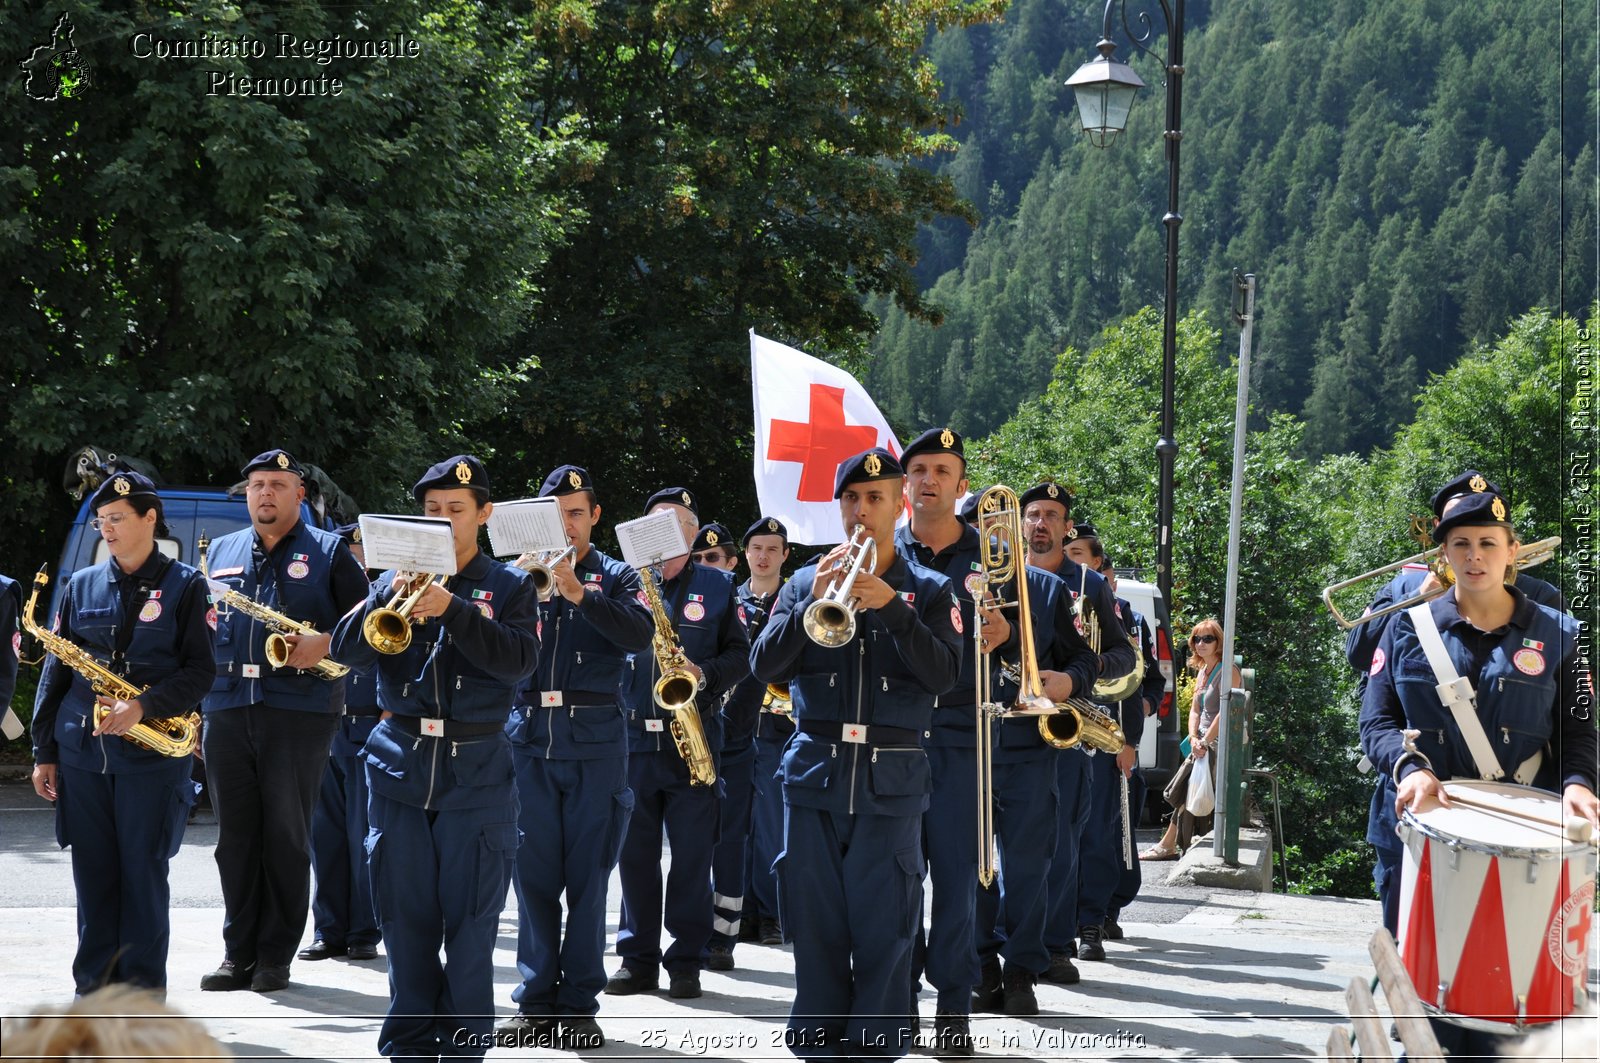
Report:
0,778,1577,1061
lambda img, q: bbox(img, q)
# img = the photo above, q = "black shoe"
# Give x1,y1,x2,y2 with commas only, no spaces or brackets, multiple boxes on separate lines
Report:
603,966,658,995
347,941,379,961
1077,923,1106,962
558,1016,605,1050
706,945,734,971
668,971,702,999
251,964,291,992
932,1012,973,1060
1103,912,1125,941
738,918,761,943
759,917,782,945
200,960,254,991
971,957,1003,1012
1001,965,1038,1017
297,940,346,961
1041,951,1080,985
495,1014,556,1048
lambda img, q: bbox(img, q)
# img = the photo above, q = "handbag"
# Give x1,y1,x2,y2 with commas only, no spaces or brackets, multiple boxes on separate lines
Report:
1186,753,1216,817
1163,755,1194,810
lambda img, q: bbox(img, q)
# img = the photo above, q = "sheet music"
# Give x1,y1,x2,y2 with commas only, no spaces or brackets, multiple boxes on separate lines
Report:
615,510,690,569
487,497,567,557
357,515,459,575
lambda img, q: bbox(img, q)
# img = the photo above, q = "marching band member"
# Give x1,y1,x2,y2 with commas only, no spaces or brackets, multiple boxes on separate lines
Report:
610,490,750,1000
751,448,963,1063
737,517,794,951
1015,481,1135,984
1062,530,1150,960
31,471,216,993
497,466,652,1050
1,570,20,739
698,520,764,969
330,455,540,1063
893,428,992,1052
198,449,369,993
302,524,382,964
1359,481,1596,1058
966,492,1100,1025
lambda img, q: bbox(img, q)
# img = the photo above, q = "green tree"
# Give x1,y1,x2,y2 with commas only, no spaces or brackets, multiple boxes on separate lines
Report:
1,0,574,568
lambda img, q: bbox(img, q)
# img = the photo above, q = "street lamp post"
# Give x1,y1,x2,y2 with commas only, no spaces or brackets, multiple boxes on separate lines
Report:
1066,0,1185,609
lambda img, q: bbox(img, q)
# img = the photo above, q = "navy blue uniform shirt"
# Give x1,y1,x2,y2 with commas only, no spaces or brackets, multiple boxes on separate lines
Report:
721,579,782,754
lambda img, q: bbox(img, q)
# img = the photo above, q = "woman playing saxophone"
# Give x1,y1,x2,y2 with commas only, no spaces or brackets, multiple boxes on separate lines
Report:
29,470,217,995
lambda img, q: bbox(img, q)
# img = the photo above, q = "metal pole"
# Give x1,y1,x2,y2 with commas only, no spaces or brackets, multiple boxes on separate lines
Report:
1154,0,1185,609
1214,272,1255,861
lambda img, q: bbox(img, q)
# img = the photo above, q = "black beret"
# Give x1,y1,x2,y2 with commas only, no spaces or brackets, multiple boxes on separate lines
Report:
743,516,789,546
540,464,594,498
1429,470,1501,518
643,486,698,517
88,470,159,512
901,426,965,467
692,523,734,553
333,522,362,546
241,448,304,478
1433,490,1513,544
1073,520,1101,541
413,455,490,501
959,492,982,526
833,447,903,499
1018,481,1072,515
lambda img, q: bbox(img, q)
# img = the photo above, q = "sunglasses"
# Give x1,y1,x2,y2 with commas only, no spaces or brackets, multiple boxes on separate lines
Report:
692,550,731,564
1192,634,1218,644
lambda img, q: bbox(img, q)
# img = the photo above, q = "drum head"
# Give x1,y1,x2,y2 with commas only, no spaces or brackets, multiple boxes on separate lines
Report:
1399,781,1586,858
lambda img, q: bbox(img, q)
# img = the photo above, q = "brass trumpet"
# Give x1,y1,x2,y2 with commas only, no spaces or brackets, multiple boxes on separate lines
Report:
762,683,792,715
363,573,445,654
803,525,877,648
514,545,575,602
1322,535,1560,630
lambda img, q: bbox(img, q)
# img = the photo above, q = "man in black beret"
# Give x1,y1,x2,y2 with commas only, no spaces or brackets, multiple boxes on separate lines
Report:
691,523,739,573
499,465,654,1050
609,487,749,1001
199,450,370,993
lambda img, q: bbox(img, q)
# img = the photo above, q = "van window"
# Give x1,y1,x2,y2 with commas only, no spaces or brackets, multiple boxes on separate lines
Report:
92,539,182,566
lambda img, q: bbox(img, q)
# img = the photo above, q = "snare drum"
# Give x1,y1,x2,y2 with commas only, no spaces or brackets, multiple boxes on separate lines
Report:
1397,780,1595,1030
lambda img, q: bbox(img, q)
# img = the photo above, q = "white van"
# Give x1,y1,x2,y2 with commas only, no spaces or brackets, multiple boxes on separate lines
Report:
1109,572,1181,812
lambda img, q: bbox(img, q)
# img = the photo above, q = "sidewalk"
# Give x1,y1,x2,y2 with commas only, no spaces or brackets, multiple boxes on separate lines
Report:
0,779,1481,1061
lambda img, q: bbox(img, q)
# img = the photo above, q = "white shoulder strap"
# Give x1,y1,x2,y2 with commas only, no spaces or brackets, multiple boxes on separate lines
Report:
1406,603,1504,782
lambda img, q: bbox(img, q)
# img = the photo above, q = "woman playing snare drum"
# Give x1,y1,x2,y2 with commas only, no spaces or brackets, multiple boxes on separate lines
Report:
1359,483,1598,941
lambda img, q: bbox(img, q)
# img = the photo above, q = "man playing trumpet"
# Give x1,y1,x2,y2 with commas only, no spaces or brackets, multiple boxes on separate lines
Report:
751,448,963,1063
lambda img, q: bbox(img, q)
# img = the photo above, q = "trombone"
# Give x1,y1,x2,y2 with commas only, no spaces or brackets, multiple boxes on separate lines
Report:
803,525,877,648
363,572,446,654
514,545,575,602
1322,535,1560,630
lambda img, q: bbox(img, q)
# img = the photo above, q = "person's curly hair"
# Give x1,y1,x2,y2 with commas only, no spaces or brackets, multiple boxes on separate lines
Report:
2,984,228,1062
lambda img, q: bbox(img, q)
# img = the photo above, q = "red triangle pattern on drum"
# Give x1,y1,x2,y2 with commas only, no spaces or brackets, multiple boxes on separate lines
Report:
1444,855,1512,1022
1524,859,1581,1023
1403,840,1439,1007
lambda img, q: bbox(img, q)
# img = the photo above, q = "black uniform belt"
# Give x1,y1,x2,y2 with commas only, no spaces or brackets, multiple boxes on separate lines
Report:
799,720,920,746
528,691,617,709
346,707,383,718
383,714,503,738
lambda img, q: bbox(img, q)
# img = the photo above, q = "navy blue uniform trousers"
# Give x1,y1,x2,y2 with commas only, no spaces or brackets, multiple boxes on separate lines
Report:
511,749,632,1017
1077,749,1135,932
308,715,380,949
746,722,789,925
914,741,980,1011
1043,750,1093,954
367,785,518,1063
974,754,1058,975
779,806,924,1062
616,748,720,975
710,744,756,949
59,758,194,992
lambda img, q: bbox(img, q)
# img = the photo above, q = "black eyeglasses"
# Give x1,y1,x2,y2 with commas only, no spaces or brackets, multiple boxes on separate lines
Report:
692,550,730,565
1192,634,1217,644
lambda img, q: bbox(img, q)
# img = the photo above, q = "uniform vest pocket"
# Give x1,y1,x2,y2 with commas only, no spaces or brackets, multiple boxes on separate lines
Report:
869,746,930,796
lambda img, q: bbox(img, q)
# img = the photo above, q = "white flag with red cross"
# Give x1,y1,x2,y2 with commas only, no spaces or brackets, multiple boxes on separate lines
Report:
750,330,901,545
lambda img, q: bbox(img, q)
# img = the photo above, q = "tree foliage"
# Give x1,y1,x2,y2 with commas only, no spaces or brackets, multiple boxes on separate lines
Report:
1,0,573,568
870,0,1595,454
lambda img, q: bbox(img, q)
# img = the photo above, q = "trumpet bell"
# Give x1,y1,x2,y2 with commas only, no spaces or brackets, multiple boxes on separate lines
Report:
803,599,856,647
363,608,414,655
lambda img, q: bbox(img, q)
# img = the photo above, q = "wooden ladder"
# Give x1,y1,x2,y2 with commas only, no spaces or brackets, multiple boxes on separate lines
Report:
1327,929,1443,1062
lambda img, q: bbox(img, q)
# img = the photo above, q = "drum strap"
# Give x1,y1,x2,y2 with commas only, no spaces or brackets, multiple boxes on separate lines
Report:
1407,604,1542,784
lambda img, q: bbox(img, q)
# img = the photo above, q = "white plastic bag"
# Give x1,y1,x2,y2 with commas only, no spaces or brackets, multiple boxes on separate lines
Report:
1186,756,1216,817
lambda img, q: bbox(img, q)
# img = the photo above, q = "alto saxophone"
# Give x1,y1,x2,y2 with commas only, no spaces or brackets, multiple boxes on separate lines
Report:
199,536,349,679
22,566,200,758
637,566,716,786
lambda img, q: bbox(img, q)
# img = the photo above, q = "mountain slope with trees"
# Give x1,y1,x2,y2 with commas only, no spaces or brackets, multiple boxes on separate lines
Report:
869,0,1595,454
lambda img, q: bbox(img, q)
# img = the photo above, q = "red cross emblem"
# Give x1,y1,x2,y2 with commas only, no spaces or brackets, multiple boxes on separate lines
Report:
767,383,881,502
846,726,862,740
